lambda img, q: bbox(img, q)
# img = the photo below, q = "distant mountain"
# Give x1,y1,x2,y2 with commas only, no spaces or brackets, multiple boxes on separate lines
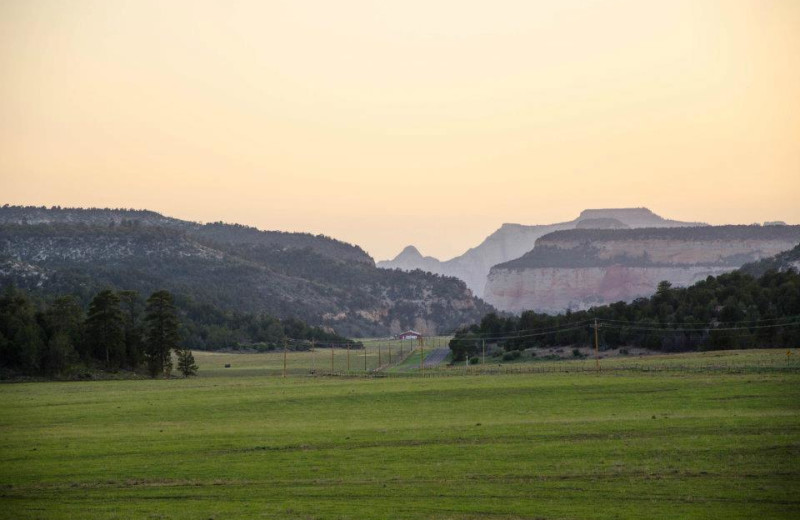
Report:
484,225,800,314
0,206,492,337
377,208,705,297
384,246,443,273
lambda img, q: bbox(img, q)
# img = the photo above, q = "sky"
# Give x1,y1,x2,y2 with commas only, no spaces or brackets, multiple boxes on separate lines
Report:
1,0,799,261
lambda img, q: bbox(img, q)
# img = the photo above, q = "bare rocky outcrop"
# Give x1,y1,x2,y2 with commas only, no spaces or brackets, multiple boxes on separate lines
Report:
484,226,800,314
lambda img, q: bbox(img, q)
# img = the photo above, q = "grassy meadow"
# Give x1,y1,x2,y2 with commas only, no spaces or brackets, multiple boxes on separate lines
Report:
1,350,799,519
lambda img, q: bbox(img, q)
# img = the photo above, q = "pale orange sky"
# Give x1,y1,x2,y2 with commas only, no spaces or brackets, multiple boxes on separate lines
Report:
1,0,799,261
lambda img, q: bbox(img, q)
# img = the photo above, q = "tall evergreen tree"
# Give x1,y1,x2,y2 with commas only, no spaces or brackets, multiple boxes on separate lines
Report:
85,290,126,369
0,286,43,373
41,295,84,375
118,290,144,369
144,290,180,378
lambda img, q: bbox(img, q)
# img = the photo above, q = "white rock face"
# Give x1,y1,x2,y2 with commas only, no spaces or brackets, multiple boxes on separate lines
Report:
377,208,703,297
484,230,800,314
485,265,733,314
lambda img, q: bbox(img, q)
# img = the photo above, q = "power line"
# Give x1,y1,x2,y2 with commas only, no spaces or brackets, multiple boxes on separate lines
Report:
446,320,595,340
596,315,800,326
598,320,800,333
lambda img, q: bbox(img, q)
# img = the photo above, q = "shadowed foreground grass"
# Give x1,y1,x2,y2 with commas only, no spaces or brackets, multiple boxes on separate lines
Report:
1,353,798,519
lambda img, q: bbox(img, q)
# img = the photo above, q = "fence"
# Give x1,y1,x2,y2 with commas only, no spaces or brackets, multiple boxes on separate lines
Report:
194,343,800,379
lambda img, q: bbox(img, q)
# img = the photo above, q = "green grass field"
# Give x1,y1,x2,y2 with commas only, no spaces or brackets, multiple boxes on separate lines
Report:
1,350,798,519
193,337,449,378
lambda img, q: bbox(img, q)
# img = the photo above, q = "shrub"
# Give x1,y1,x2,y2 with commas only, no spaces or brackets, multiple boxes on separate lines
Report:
469,357,480,365
502,351,521,361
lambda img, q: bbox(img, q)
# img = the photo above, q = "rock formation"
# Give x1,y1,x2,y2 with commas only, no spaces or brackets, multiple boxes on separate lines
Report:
484,225,800,314
378,208,704,296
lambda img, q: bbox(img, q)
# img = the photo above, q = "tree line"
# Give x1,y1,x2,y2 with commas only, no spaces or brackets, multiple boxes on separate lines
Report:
0,287,194,379
450,267,800,361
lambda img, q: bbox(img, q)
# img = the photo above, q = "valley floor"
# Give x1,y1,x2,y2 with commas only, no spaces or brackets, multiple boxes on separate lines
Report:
0,350,798,519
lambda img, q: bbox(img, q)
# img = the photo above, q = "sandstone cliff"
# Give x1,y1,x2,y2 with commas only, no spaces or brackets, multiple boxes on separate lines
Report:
484,226,800,314
378,208,704,296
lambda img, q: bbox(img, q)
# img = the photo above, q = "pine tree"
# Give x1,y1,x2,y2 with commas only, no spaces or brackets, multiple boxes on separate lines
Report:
176,348,198,377
0,286,43,373
118,290,144,369
43,296,84,371
85,290,125,369
144,290,180,378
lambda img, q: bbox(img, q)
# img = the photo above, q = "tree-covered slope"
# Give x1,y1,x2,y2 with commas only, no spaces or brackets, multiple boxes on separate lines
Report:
739,242,800,277
0,207,491,336
452,248,800,358
0,205,373,265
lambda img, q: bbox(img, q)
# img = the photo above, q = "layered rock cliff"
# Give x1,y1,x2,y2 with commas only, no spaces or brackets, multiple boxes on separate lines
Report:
378,208,705,296
484,226,800,314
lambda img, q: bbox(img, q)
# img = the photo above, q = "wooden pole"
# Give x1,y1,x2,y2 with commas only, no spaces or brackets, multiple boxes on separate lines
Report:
311,339,315,373
282,338,288,378
482,339,485,366
420,339,424,376
347,343,350,373
364,345,368,371
378,344,382,367
594,318,600,371
330,345,334,374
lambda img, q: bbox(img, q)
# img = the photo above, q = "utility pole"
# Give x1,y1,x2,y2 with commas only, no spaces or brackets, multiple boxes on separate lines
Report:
347,343,351,373
420,338,425,376
482,339,486,366
364,345,368,371
283,338,287,379
311,339,315,373
593,318,600,371
378,344,382,367
330,345,334,374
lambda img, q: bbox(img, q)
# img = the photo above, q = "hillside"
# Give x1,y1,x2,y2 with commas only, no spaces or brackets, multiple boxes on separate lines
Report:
453,259,800,355
0,206,492,336
377,207,705,297
0,205,373,265
484,225,800,314
739,242,800,277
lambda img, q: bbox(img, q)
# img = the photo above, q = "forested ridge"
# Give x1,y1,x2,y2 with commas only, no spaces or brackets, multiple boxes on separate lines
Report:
451,246,800,360
0,206,491,336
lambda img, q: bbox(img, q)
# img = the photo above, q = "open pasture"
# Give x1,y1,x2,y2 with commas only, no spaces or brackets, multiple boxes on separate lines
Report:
193,336,450,378
1,350,799,519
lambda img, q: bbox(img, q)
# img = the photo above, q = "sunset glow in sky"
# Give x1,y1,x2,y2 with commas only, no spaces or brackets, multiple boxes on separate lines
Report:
2,0,799,260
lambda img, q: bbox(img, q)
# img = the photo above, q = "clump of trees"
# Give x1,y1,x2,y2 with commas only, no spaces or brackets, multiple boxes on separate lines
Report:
450,267,800,360
0,284,359,379
0,287,192,379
